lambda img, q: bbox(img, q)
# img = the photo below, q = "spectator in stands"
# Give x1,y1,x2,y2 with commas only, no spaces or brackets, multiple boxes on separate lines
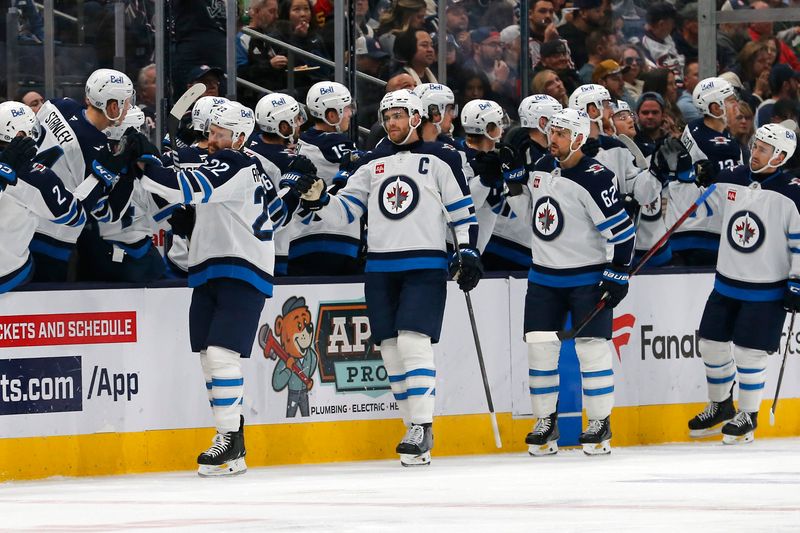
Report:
376,0,427,55
465,28,511,96
535,40,581,95
749,1,800,70
356,0,379,38
642,68,681,131
621,45,646,105
356,36,391,126
187,65,225,98
674,3,698,62
557,0,604,69
635,91,668,155
578,29,615,84
641,2,683,74
446,0,469,36
527,0,559,67
717,15,751,74
434,31,467,89
237,0,280,68
499,25,522,106
755,64,800,127
593,59,628,103
771,98,800,127
731,101,756,154
18,90,44,114
393,28,438,85
171,0,227,102
676,59,701,124
136,64,157,142
531,68,567,106
732,40,773,110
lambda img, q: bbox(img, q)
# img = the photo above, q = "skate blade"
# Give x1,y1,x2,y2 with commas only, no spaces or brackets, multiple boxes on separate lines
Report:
400,452,431,467
722,432,754,445
528,441,558,456
582,440,611,456
689,421,732,438
198,457,247,477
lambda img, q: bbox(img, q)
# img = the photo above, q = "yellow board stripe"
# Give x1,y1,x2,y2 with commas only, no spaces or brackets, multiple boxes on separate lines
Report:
2,399,799,481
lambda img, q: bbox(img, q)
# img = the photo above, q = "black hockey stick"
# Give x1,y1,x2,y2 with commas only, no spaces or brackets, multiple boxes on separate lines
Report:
528,183,718,344
427,186,502,448
167,83,207,165
770,309,796,426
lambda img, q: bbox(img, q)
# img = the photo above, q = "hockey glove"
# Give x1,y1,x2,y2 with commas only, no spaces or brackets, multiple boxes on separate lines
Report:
122,131,160,162
784,280,800,313
279,155,318,189
0,136,38,182
450,247,484,292
471,151,503,189
581,136,600,158
298,177,330,211
168,205,196,239
598,264,630,309
694,159,716,188
622,193,640,219
497,143,526,183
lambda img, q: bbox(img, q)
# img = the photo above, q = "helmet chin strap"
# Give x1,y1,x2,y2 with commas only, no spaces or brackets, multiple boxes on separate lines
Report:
750,151,784,174
558,136,583,163
398,116,419,145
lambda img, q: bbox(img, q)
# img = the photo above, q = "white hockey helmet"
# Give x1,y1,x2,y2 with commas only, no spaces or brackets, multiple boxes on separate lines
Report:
751,123,797,172
413,83,456,122
0,101,41,143
306,81,353,131
568,84,611,129
548,108,591,161
255,93,306,139
611,100,632,115
693,77,736,123
85,68,135,124
210,101,255,149
104,106,146,141
379,89,424,144
460,99,509,141
518,94,562,134
191,96,229,134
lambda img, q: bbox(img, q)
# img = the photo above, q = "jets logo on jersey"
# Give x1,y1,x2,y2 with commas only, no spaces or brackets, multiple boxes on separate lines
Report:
640,196,662,221
710,136,731,145
378,175,419,220
587,164,605,174
727,210,765,253
532,196,563,241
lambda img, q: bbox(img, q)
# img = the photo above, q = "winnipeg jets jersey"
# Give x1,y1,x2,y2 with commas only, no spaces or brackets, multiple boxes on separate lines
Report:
0,162,86,292
33,98,109,256
140,149,292,296
458,141,501,252
293,127,360,260
507,155,636,287
311,140,478,272
245,137,296,275
701,166,800,301
669,119,744,252
97,180,159,256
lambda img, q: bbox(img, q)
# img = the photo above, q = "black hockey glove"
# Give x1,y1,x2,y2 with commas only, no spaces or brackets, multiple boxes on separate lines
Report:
581,136,600,158
168,205,196,239
497,142,525,182
298,177,330,211
279,155,318,189
622,193,640,219
122,130,160,162
784,280,800,313
694,159,716,188
450,247,484,292
0,136,38,183
471,150,503,189
598,264,630,309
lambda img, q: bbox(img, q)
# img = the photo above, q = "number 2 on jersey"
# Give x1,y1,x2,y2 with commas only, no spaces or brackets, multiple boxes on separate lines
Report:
252,186,273,241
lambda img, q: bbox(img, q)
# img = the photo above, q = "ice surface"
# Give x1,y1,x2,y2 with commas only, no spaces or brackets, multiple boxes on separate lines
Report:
2,438,800,532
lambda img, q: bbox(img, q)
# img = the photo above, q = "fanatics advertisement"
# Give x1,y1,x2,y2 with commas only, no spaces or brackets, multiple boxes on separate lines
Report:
1,275,798,439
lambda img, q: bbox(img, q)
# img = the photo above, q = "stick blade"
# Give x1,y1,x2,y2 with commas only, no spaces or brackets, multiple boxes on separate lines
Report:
770,408,776,426
618,134,648,169
170,83,207,120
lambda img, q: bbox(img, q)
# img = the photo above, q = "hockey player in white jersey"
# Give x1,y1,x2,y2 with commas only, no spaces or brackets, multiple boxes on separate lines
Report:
33,68,135,281
290,90,482,466
412,83,458,143
138,101,297,476
483,94,562,270
505,108,635,456
0,102,106,292
669,76,744,266
291,81,361,275
569,84,667,266
686,124,800,444
247,93,305,275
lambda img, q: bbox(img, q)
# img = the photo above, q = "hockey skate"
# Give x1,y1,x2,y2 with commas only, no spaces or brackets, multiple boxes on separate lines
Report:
525,412,559,456
579,417,611,455
197,418,247,477
688,395,736,438
721,411,757,445
396,423,433,466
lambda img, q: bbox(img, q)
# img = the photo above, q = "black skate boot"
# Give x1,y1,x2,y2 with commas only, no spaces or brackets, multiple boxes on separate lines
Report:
525,412,559,456
721,411,758,445
396,423,433,466
579,416,612,455
688,395,736,438
197,416,247,477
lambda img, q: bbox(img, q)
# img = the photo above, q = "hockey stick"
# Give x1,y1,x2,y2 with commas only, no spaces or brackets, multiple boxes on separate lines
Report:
618,134,647,169
528,183,718,344
167,83,207,165
426,185,502,448
770,310,796,426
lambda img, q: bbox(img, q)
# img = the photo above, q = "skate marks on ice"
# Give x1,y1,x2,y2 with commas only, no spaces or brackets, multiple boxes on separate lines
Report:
1,439,799,532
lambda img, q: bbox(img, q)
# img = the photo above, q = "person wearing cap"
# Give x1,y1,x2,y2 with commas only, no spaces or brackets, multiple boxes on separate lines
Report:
237,0,279,68
754,63,800,128
445,0,469,35
393,28,438,85
578,29,615,85
593,59,629,104
187,65,225,98
641,2,683,77
465,27,510,95
535,39,581,95
556,0,605,69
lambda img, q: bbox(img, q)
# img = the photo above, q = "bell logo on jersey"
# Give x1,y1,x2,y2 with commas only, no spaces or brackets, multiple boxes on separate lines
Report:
727,189,737,202
727,210,765,253
378,175,419,220
532,196,563,241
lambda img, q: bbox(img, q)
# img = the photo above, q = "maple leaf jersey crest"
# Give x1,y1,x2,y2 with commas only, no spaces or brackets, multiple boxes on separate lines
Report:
727,210,765,253
378,175,419,220
532,196,564,241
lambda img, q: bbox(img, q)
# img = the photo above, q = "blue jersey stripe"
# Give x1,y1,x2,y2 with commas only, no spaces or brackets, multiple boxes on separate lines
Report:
596,210,627,231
